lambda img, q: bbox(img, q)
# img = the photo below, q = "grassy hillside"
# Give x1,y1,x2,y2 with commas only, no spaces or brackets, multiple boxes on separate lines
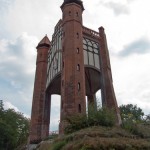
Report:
36,124,150,150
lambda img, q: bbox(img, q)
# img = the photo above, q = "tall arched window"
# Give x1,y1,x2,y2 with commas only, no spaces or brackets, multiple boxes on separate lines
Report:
78,82,80,91
77,64,80,71
77,48,79,54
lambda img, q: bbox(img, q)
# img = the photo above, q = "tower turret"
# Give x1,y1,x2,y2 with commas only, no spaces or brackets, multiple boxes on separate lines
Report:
59,0,86,133
30,35,50,144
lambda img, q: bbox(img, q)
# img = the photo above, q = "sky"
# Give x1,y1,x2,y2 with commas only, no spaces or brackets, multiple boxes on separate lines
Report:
0,0,150,131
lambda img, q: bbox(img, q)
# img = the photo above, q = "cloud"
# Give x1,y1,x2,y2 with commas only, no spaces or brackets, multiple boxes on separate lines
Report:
3,0,62,38
111,52,150,115
101,1,129,16
0,0,15,15
118,37,150,57
3,100,30,118
0,33,38,115
4,101,19,112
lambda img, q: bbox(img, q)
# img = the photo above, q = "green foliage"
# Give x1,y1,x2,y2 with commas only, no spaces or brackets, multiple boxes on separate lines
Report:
52,140,66,150
0,100,30,149
43,134,58,141
64,105,115,134
50,126,150,150
119,104,144,123
145,114,150,124
119,104,150,139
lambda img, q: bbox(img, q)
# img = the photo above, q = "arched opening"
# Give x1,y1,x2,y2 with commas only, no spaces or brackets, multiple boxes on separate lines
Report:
50,94,61,134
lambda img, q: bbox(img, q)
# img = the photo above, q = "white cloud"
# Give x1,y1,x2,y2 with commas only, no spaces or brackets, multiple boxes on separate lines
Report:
3,100,30,118
0,32,38,116
4,101,19,112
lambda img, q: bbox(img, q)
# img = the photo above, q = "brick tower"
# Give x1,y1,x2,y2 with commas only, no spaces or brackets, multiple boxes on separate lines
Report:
30,0,121,144
30,36,50,143
59,0,86,132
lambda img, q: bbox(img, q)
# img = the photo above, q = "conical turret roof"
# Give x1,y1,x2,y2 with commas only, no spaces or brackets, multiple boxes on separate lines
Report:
36,35,50,49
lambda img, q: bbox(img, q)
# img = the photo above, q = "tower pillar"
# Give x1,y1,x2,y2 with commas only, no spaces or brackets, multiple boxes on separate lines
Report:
87,94,97,110
30,36,50,143
41,93,51,139
99,27,121,125
59,0,86,133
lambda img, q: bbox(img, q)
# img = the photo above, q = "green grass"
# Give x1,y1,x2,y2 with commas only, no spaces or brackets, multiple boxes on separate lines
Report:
36,125,150,150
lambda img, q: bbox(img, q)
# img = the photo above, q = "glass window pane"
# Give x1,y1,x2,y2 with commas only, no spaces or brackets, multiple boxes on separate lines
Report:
94,54,100,69
89,52,94,66
88,46,93,52
83,44,87,50
84,50,88,65
58,52,60,72
93,43,98,48
83,39,86,44
94,48,98,54
88,41,92,46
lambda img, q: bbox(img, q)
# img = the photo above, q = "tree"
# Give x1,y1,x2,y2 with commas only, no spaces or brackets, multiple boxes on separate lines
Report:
0,100,30,149
119,104,144,123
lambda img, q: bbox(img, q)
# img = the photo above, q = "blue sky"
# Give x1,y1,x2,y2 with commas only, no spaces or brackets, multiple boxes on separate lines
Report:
0,0,150,131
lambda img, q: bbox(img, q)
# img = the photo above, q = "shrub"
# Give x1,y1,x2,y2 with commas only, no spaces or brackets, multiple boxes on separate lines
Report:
52,140,66,150
64,105,115,134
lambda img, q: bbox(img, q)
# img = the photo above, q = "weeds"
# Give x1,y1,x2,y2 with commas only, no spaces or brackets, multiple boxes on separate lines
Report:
64,105,115,134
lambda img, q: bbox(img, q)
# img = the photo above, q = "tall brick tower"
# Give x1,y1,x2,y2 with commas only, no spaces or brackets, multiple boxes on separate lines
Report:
59,0,86,132
30,0,121,144
30,36,50,143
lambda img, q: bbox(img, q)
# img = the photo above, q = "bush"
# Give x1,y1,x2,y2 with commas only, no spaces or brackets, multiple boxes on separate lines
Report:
64,105,115,134
52,140,66,150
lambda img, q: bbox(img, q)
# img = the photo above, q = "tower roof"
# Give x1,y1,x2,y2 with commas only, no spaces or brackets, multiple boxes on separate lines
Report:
36,35,50,49
61,0,84,10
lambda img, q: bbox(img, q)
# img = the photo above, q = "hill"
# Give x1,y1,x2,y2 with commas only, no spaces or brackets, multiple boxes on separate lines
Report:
35,124,150,150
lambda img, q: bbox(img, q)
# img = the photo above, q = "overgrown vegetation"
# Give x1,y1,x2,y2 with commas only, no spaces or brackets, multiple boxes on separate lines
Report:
64,105,115,134
0,100,30,150
46,126,150,150
119,104,150,138
38,104,150,150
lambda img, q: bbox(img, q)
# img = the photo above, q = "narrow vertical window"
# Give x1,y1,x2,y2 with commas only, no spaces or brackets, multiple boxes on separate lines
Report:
77,33,79,39
78,82,80,91
78,104,81,113
77,48,79,54
76,12,79,17
77,64,80,71
69,11,71,16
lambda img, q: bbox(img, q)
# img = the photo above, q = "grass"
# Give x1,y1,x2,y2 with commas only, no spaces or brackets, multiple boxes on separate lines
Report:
36,125,150,150
34,106,150,150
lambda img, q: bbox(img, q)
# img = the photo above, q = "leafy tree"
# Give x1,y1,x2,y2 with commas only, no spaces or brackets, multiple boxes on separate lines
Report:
119,104,144,123
0,100,30,149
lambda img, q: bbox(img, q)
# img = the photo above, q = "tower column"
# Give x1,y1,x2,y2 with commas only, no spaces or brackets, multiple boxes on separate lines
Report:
41,93,51,139
87,94,97,111
60,1,86,133
98,27,122,125
30,36,50,144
